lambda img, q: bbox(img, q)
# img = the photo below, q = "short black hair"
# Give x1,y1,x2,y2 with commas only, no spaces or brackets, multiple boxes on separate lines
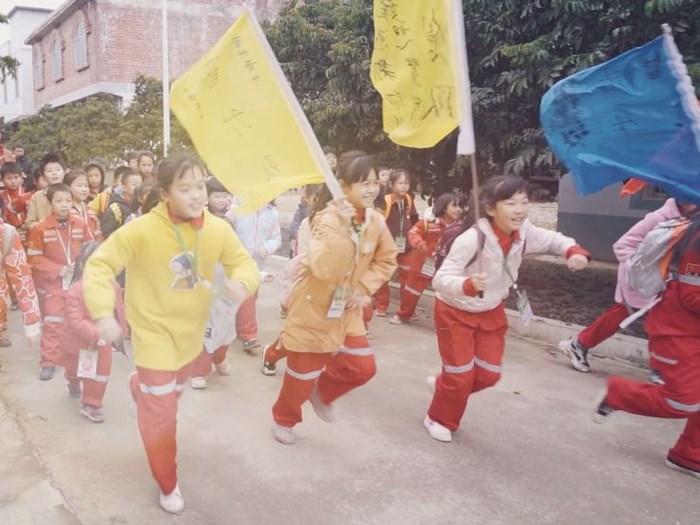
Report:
206,178,229,196
113,166,134,183
38,153,66,175
46,183,72,202
0,162,22,178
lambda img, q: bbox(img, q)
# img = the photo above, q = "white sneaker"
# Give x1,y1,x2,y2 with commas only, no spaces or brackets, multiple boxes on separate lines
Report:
214,360,230,376
426,375,437,394
309,384,335,423
389,315,405,325
273,423,296,445
159,484,184,514
423,415,452,443
190,376,207,390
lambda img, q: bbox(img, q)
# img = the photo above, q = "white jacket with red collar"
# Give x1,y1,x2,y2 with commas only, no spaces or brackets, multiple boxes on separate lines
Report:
433,218,580,313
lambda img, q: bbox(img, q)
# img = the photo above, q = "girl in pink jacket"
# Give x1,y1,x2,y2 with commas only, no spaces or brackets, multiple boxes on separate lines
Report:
559,198,698,375
425,176,590,443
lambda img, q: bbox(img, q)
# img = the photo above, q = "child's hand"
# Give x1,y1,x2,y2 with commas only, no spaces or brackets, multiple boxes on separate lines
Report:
470,273,487,292
567,254,588,272
419,244,428,253
261,272,276,284
96,317,122,344
330,199,355,228
346,289,372,310
224,280,249,303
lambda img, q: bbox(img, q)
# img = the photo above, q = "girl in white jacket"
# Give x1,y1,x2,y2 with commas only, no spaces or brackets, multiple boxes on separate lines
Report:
424,176,590,443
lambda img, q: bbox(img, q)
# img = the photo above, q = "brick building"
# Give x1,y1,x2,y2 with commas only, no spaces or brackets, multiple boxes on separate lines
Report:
25,0,285,110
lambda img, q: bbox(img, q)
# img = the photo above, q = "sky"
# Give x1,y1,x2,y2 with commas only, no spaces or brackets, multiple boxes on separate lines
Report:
0,0,64,42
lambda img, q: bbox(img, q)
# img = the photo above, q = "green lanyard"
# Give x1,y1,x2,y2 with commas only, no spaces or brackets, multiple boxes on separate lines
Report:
503,256,518,290
172,223,202,279
397,198,405,235
350,210,370,264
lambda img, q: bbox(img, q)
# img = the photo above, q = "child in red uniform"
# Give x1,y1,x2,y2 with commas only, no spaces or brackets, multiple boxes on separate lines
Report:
373,169,418,316
391,192,465,325
425,176,590,442
27,183,92,381
0,162,33,242
66,170,102,241
61,241,126,421
595,214,700,480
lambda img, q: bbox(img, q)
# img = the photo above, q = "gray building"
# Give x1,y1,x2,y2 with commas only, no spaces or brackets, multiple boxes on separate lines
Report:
557,174,668,262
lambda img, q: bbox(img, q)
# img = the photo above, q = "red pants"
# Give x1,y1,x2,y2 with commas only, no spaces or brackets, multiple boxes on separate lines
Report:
64,346,112,408
396,272,431,321
271,335,376,428
606,335,700,470
40,293,66,368
373,255,409,313
191,346,228,377
129,364,192,494
427,299,508,431
578,302,632,350
235,293,258,341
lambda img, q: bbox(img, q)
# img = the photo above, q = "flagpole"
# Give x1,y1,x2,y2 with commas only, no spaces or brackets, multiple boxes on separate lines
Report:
162,0,171,156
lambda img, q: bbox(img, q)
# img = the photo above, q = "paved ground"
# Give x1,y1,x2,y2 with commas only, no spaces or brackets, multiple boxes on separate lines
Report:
0,263,698,524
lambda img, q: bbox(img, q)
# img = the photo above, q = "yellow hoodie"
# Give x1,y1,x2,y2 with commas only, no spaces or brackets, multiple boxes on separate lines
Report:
83,202,260,371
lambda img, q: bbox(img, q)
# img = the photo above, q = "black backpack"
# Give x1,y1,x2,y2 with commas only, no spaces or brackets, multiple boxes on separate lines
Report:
435,223,485,272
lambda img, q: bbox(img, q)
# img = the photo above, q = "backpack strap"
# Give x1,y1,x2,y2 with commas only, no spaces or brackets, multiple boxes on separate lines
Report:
109,202,123,226
465,225,485,268
2,222,16,257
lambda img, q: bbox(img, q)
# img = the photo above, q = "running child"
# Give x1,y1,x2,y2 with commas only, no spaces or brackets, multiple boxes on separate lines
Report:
424,176,590,443
82,154,259,514
26,153,66,229
65,170,102,240
262,151,397,445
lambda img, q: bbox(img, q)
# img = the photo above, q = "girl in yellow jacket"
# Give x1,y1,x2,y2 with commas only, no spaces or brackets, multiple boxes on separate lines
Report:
262,151,398,445
82,154,259,515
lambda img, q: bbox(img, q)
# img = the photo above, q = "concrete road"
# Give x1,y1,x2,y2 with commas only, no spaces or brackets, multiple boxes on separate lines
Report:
0,275,698,525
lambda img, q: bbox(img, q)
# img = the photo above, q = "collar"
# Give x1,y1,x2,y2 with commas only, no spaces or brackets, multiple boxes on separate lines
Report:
491,221,521,243
167,205,205,230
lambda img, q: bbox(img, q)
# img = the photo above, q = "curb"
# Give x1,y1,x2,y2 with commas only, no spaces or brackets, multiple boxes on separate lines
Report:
267,255,649,367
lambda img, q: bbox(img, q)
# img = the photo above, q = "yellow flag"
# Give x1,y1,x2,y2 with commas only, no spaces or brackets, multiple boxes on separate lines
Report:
171,10,337,214
370,0,463,149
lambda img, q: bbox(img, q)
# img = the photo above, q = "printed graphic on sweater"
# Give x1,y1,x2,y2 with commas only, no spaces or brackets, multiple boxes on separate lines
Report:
170,252,201,290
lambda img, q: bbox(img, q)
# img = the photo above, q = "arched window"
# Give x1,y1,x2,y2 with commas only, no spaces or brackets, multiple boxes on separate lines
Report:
74,18,87,69
34,46,44,88
52,37,62,80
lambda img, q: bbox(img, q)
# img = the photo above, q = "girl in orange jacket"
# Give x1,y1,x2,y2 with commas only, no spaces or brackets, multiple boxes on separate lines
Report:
262,151,398,445
66,170,102,241
391,192,466,324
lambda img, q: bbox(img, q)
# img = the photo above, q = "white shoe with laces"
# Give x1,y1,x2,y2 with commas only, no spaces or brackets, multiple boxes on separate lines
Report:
309,385,335,423
423,415,452,443
214,359,230,376
159,484,184,514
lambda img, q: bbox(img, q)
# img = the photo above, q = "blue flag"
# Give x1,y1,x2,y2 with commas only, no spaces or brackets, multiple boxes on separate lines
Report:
540,30,700,203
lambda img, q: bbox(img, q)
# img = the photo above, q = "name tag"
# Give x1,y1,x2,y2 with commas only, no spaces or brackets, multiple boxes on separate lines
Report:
395,236,407,254
327,286,349,319
420,257,436,277
516,290,533,327
77,348,98,379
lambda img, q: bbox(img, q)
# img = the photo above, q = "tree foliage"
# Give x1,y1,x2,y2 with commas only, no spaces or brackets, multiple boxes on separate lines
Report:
0,13,19,82
264,0,700,198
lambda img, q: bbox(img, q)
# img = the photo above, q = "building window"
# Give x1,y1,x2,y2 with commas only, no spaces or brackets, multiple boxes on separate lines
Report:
74,18,87,69
52,38,63,80
34,47,44,89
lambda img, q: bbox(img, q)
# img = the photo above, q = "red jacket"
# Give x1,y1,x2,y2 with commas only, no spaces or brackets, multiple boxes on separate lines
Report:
62,280,126,357
0,187,33,233
405,218,456,273
646,227,700,337
70,203,103,241
26,214,91,295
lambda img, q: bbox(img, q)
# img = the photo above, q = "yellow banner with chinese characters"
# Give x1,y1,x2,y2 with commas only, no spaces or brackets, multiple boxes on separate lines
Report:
171,10,335,214
370,0,462,148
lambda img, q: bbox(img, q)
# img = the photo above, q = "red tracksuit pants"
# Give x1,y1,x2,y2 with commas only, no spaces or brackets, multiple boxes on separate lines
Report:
373,255,410,313
64,346,112,408
129,364,192,495
606,335,700,470
396,271,432,321
236,293,258,341
39,293,66,368
578,302,632,350
268,335,376,428
427,299,508,431
191,346,228,377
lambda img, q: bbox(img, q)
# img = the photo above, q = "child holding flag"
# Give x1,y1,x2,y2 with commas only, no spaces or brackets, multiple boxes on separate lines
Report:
263,151,397,445
425,176,590,443
82,154,259,514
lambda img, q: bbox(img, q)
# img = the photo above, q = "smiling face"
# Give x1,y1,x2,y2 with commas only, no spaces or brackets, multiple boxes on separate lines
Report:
162,166,208,219
343,169,380,211
486,190,529,235
70,175,90,203
44,162,65,184
444,201,464,223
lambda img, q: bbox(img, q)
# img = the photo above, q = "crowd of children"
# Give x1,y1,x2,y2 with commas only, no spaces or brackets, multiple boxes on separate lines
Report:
0,145,698,516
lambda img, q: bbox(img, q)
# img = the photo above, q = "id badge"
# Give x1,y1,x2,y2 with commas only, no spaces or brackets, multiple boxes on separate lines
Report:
420,257,436,277
62,264,74,291
516,290,533,327
395,236,407,254
327,286,349,319
77,348,98,379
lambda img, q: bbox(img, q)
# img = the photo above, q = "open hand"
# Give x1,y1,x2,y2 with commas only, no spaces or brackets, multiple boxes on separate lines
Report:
346,288,372,310
224,279,250,303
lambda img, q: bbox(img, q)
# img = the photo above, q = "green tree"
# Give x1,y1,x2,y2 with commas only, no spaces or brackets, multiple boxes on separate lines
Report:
0,13,19,82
